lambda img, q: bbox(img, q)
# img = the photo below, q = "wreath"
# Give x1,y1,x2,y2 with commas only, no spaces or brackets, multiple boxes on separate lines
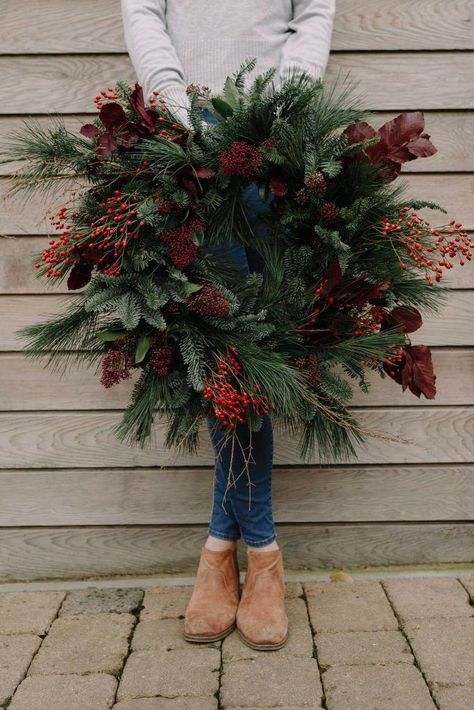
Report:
4,60,472,464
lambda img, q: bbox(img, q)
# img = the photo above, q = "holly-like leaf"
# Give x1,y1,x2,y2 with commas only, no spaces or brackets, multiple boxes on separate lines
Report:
96,329,128,341
211,97,234,119
224,76,240,109
135,335,152,363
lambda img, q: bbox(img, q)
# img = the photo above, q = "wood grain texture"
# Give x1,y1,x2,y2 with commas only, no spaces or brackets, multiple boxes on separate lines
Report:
2,174,474,237
1,465,472,526
0,523,472,581
1,349,473,411
0,54,473,115
3,290,474,350
0,408,472,469
1,0,473,53
2,112,474,177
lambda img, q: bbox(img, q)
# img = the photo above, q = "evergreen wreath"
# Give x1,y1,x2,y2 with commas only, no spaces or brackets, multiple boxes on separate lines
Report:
3,59,472,464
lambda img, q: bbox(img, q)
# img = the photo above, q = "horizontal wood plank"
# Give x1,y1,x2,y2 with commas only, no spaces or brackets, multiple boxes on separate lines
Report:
1,465,473,526
3,234,474,293
2,112,473,177
1,0,473,54
3,290,474,351
0,54,473,115
0,408,472,469
1,349,473,411
1,523,473,581
2,174,474,236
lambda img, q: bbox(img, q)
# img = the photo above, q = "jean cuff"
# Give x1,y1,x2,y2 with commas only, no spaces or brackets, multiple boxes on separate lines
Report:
208,526,241,542
244,532,277,548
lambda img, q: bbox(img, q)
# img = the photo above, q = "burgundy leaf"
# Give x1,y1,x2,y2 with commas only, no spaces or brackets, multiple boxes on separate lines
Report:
407,344,436,399
97,132,117,159
343,121,376,145
406,134,437,158
181,177,199,201
378,112,425,147
99,102,127,130
116,127,140,148
194,166,217,179
130,83,156,133
80,123,101,138
383,306,423,333
67,263,93,290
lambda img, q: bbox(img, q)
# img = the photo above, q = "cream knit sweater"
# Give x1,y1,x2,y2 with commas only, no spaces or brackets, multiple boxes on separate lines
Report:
121,0,336,125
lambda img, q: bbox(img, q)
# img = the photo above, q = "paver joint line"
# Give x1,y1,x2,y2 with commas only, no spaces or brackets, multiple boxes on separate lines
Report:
0,577,473,710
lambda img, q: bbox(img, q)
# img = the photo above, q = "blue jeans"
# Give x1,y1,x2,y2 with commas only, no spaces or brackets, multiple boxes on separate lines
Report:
202,107,276,547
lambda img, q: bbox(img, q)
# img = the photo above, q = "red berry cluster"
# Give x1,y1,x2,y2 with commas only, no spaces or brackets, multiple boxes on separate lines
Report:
381,345,405,376
94,86,121,110
100,340,133,388
305,172,327,193
319,201,340,224
149,342,174,376
218,141,263,181
381,207,474,284
350,302,384,336
90,191,145,276
37,207,76,278
203,347,270,427
269,176,288,197
294,355,321,387
148,89,184,136
188,285,230,316
160,217,204,268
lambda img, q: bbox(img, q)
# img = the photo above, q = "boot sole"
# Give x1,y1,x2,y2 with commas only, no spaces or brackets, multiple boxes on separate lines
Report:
183,622,236,644
237,627,289,651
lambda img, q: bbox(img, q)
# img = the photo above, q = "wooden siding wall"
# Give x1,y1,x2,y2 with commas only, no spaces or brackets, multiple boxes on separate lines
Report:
1,0,473,581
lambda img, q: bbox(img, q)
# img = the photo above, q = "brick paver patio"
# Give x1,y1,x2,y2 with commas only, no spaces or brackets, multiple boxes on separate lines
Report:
0,575,473,709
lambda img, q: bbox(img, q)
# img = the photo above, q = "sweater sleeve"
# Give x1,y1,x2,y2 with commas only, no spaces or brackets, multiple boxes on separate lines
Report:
278,0,336,83
120,0,192,127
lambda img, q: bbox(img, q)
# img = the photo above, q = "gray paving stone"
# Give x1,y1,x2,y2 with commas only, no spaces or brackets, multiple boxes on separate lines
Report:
131,618,190,652
140,587,191,620
117,648,220,701
60,588,144,616
28,613,135,676
305,581,398,633
221,656,322,708
460,576,474,602
9,673,117,710
323,663,436,710
404,617,474,688
114,699,217,710
222,597,313,661
383,577,472,621
0,634,41,705
0,592,65,635
316,630,412,670
432,683,474,710
285,582,304,599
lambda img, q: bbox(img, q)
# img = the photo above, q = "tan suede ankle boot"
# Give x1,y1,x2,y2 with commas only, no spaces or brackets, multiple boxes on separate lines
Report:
184,546,240,643
236,548,289,650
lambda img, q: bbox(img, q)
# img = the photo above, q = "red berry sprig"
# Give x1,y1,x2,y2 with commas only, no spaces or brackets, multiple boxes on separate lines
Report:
381,207,474,284
203,347,270,427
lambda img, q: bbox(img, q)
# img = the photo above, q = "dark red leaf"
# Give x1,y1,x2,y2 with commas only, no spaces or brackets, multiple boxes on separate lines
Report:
67,263,93,290
99,102,127,130
181,177,199,200
343,121,376,145
407,344,436,399
194,166,217,179
80,123,101,138
407,134,437,158
130,83,156,133
97,132,117,159
383,306,423,333
377,112,425,147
